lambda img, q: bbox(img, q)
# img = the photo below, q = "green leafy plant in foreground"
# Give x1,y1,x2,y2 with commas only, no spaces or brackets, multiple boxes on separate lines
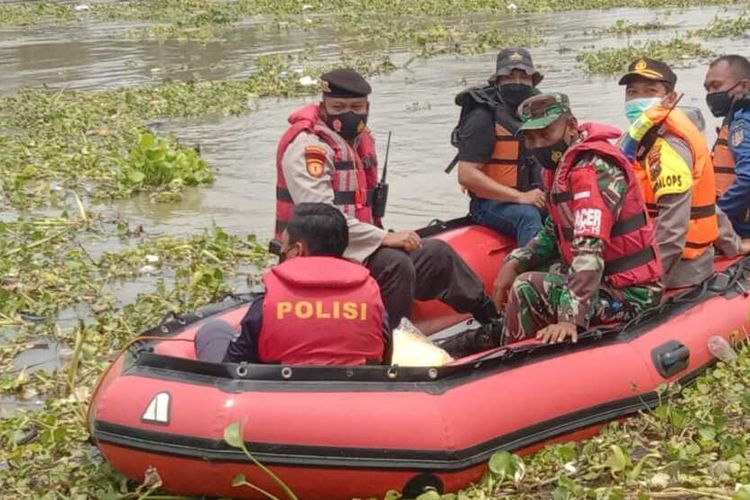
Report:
224,421,298,500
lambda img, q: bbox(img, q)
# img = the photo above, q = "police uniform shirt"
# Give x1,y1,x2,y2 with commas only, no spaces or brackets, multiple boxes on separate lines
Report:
719,104,750,237
645,133,738,287
281,131,387,263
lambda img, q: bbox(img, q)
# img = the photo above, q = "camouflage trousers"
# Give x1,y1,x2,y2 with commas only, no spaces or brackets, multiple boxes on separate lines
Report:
502,271,659,343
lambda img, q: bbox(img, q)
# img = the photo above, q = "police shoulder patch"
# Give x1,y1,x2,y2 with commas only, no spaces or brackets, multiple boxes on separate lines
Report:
731,126,745,148
304,145,328,178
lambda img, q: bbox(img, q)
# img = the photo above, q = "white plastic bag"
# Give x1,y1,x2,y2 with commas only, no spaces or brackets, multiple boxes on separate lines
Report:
391,318,454,367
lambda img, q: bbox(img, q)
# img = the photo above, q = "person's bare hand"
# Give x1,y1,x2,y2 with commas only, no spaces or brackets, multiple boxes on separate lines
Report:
382,231,422,252
536,322,578,344
517,188,545,209
493,259,520,310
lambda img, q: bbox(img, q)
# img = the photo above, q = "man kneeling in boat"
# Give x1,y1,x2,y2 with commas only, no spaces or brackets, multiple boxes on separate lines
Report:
197,203,389,365
493,93,664,344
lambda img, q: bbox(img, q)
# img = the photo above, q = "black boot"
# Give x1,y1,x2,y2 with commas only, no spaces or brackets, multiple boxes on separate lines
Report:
471,295,501,324
437,317,504,359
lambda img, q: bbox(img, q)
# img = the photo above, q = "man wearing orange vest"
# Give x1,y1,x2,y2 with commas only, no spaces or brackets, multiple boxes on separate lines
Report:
275,68,502,350
618,58,747,289
493,93,663,344
195,203,389,365
705,55,750,237
453,48,546,246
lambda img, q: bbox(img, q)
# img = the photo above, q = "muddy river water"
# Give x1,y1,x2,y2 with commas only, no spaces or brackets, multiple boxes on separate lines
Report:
2,4,750,384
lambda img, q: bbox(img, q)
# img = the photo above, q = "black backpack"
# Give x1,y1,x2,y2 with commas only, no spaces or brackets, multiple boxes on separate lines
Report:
445,85,500,174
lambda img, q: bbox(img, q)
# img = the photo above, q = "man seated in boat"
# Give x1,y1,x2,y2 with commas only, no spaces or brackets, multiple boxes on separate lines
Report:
196,202,390,365
452,47,546,246
617,57,750,289
704,55,750,239
273,67,503,353
492,93,664,345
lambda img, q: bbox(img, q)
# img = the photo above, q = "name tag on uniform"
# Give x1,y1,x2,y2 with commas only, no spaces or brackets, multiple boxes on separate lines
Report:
574,208,602,236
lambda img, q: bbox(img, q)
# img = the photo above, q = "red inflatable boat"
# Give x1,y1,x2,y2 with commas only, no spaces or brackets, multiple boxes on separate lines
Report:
89,219,750,499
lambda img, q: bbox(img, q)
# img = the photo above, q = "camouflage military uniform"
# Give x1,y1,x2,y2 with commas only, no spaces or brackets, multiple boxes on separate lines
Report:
503,155,663,341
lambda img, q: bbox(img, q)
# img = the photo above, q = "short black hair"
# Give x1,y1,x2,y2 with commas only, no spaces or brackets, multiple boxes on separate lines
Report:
711,55,750,80
286,203,348,257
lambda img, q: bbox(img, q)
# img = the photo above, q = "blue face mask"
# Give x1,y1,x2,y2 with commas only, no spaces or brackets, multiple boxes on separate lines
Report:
624,97,661,123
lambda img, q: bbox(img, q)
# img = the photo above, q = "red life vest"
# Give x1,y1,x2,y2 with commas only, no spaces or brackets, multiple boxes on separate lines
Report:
274,104,379,240
545,123,662,289
258,256,386,365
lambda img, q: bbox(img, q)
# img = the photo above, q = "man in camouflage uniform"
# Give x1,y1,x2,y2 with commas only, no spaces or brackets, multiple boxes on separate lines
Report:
493,94,663,344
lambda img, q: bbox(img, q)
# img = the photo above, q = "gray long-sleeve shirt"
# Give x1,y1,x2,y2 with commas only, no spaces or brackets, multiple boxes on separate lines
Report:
281,130,387,263
647,134,739,288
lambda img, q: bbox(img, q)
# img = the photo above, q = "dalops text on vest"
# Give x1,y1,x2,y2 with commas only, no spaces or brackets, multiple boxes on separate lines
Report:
276,301,369,320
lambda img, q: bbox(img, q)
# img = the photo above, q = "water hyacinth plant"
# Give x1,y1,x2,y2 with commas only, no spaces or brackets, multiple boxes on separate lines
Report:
576,39,713,75
117,131,213,195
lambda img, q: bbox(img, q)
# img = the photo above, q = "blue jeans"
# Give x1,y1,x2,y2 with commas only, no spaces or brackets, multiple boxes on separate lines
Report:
470,198,544,246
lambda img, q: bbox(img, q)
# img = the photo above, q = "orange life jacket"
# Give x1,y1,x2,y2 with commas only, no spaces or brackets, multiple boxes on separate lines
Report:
481,122,523,188
633,106,719,260
712,122,735,197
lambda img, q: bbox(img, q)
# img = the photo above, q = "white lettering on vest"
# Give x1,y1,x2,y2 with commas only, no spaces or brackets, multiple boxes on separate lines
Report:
574,208,603,236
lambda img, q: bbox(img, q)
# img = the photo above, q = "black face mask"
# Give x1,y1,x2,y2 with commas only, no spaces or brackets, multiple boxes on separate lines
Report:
498,83,534,111
706,81,743,118
529,135,569,170
324,111,368,141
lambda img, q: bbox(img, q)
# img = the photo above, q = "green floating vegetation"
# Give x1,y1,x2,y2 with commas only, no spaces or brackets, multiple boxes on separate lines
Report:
118,131,213,199
0,0,742,27
0,54,394,209
418,25,544,58
515,0,734,11
0,1,76,26
592,19,675,36
0,217,269,496
0,214,100,323
689,13,750,39
576,39,713,75
458,343,750,498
